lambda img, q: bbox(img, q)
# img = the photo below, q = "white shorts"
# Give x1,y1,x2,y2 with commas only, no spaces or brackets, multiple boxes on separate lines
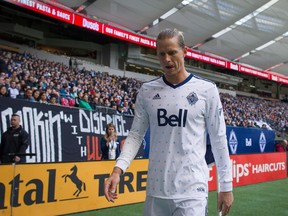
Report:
143,196,208,216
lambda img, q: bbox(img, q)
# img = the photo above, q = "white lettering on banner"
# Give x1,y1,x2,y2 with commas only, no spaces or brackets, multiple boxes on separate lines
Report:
271,75,278,81
76,136,83,145
240,67,269,78
140,38,150,45
78,110,129,136
18,0,36,7
203,56,210,61
230,63,239,71
36,3,51,13
105,27,113,34
191,53,202,60
57,11,70,20
1,107,66,163
232,160,250,183
279,77,288,84
129,35,140,43
83,18,99,31
232,159,286,183
190,53,225,66
113,30,129,39
252,162,286,174
81,146,87,157
245,138,252,146
71,125,77,134
1,98,133,163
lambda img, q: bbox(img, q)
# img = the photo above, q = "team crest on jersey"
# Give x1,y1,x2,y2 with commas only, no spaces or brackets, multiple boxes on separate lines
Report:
186,92,198,105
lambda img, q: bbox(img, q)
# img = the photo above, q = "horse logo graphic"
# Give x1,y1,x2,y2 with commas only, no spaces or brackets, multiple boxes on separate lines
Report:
62,165,86,197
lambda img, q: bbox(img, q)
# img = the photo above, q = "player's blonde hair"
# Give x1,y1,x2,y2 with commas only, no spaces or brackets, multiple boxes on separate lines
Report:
156,28,185,49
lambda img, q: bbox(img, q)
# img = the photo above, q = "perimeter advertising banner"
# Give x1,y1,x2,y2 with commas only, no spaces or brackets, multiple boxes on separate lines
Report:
230,153,287,186
0,153,286,216
0,160,148,216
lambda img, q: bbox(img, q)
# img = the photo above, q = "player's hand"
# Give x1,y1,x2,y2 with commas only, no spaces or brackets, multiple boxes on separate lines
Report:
218,191,233,215
104,167,122,202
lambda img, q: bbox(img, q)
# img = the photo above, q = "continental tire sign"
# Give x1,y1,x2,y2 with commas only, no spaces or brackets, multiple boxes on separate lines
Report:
0,160,148,216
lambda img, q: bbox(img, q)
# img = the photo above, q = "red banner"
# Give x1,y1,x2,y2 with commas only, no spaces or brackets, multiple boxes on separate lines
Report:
231,153,287,186
74,15,102,33
208,152,287,191
187,50,227,68
102,24,156,48
4,0,288,85
7,0,74,24
239,65,271,80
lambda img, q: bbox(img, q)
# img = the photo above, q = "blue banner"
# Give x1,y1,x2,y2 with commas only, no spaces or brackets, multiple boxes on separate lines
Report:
226,126,275,154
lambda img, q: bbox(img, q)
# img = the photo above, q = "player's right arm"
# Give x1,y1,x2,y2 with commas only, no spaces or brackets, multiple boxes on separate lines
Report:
104,167,122,202
104,86,149,202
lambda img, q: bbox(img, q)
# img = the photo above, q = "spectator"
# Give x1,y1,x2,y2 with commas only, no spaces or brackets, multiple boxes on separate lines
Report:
0,113,30,163
275,139,288,152
69,57,72,69
75,91,84,107
23,88,35,102
49,95,59,105
0,58,8,74
261,123,267,129
39,91,48,104
16,84,28,99
128,103,135,116
8,80,19,98
78,94,93,110
116,105,124,114
32,89,40,101
100,123,120,160
90,96,101,110
0,47,287,138
0,85,9,97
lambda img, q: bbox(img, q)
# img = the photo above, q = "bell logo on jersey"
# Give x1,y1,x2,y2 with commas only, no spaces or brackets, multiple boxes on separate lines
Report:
157,108,187,127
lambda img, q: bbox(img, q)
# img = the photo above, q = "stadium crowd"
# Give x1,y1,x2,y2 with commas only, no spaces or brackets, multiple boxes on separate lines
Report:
0,49,287,135
0,49,140,116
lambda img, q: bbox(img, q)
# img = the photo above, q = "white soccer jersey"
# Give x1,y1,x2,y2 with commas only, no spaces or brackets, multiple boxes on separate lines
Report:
116,74,232,199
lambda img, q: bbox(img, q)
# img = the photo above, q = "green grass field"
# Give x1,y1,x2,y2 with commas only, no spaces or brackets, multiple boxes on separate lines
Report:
69,178,288,216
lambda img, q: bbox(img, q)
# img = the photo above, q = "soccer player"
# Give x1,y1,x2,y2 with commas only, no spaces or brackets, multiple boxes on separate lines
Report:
104,28,233,216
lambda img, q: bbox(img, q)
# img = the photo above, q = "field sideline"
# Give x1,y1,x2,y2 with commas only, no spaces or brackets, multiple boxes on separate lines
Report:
69,178,288,216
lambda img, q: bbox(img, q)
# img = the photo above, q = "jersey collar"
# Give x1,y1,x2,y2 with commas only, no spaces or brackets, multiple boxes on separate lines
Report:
162,74,193,89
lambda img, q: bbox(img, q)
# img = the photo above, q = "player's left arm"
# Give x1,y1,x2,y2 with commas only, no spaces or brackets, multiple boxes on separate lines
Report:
205,85,233,213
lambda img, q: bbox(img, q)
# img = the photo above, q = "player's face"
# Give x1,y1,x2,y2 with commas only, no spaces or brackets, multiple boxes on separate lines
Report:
157,36,187,80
